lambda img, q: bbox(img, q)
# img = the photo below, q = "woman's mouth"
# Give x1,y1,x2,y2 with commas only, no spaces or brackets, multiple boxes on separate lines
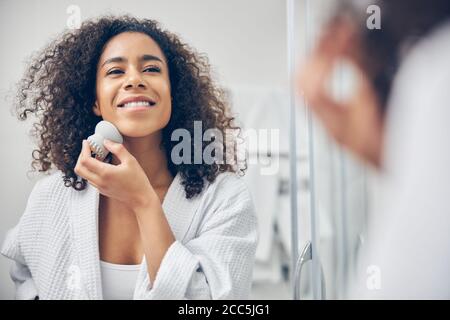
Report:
118,100,156,108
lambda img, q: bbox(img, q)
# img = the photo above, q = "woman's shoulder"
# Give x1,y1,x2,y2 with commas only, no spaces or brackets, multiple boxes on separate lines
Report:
27,170,71,201
20,170,73,221
206,172,251,198
1,171,73,261
199,172,255,213
189,172,257,239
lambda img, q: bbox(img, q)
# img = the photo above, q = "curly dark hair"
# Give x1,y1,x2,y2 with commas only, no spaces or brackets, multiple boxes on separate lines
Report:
340,0,450,112
15,15,244,199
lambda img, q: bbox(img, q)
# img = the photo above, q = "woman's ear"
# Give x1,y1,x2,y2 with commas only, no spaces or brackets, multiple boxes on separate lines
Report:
92,101,102,116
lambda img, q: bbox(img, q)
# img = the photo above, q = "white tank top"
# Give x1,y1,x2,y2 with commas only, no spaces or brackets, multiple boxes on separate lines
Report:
100,260,140,300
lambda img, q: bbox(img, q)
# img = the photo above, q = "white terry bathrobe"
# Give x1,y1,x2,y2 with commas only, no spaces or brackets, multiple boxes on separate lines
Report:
1,171,258,300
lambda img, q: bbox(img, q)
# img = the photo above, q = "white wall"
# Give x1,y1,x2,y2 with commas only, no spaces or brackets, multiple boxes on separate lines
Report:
0,0,287,299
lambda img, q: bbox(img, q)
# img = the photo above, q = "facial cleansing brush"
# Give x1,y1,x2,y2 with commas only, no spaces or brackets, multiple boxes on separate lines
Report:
87,121,123,161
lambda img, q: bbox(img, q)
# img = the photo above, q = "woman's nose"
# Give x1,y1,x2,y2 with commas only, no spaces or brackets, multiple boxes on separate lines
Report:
124,70,146,90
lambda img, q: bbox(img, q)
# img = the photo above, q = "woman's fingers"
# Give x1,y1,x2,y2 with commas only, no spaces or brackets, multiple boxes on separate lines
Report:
74,140,108,187
103,139,131,164
75,163,101,187
87,181,101,191
298,21,357,144
299,38,343,111
82,139,91,158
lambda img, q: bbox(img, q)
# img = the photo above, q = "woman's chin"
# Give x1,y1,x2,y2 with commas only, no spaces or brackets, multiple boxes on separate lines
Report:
120,129,162,139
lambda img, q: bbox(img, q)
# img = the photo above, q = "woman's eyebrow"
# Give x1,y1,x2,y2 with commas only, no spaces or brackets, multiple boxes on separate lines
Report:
141,54,164,64
101,54,164,68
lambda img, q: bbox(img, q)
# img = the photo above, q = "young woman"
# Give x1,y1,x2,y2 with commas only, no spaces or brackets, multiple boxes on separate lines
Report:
1,15,257,300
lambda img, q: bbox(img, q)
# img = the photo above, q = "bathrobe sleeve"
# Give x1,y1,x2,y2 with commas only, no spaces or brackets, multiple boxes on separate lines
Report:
134,176,258,300
1,224,39,300
1,180,44,300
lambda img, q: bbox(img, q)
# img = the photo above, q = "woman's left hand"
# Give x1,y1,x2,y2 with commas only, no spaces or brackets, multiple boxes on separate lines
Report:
74,139,156,211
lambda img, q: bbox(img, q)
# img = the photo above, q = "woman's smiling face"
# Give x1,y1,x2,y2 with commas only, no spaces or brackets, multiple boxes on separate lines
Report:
93,32,172,138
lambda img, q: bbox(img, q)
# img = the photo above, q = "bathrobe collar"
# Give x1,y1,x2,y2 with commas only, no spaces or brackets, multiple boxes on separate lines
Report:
69,173,203,299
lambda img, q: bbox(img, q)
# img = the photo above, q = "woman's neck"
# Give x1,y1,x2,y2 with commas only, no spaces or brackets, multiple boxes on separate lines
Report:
110,132,173,188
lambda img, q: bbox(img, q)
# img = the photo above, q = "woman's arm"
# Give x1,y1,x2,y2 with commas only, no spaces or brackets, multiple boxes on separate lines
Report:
132,194,176,284
133,175,258,300
75,138,177,283
1,224,39,300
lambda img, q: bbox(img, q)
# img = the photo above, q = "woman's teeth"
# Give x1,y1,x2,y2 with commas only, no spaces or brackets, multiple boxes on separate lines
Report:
120,101,154,108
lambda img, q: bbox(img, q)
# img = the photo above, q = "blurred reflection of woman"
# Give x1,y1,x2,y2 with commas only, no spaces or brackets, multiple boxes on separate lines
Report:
299,0,450,299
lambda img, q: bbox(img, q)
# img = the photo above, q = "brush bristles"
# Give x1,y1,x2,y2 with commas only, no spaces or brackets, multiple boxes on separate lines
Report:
87,138,105,160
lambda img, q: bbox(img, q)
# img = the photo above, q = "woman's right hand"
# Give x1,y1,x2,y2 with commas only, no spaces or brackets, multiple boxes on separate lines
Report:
298,17,384,167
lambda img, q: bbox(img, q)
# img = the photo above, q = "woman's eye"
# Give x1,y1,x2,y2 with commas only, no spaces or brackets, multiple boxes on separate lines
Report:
143,66,161,73
106,69,124,76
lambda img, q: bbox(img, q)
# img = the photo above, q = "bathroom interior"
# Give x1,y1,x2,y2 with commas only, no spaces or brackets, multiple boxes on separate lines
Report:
0,0,379,300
